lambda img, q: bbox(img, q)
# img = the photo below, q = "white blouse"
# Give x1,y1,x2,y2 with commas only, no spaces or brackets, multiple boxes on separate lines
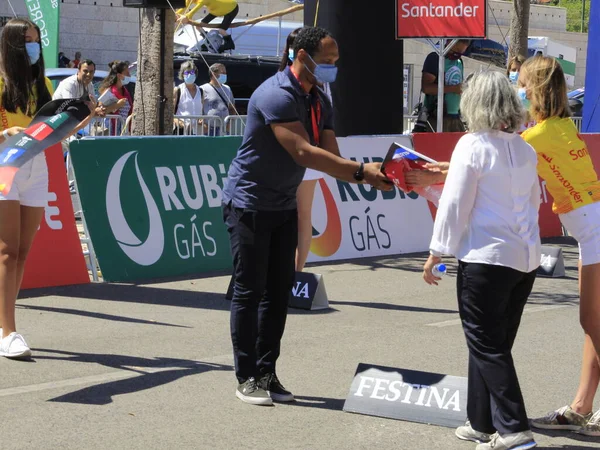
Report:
429,131,541,273
176,83,204,116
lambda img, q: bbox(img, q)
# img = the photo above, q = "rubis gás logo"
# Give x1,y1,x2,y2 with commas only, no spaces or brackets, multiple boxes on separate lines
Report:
310,179,342,257
106,151,165,266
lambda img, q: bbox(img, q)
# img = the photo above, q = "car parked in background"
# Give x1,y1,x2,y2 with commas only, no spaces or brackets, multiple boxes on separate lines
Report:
568,87,585,117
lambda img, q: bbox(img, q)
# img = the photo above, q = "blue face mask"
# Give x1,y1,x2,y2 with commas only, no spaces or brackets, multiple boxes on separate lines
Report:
509,71,519,84
288,49,295,62
184,73,196,84
218,74,227,84
306,54,338,84
122,76,132,86
518,87,530,109
26,42,41,65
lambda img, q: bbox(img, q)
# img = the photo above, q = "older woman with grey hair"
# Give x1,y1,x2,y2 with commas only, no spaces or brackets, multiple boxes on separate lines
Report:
423,71,541,450
173,60,204,135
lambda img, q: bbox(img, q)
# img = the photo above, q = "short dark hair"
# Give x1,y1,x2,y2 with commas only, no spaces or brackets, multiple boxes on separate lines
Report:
292,26,333,58
79,59,95,69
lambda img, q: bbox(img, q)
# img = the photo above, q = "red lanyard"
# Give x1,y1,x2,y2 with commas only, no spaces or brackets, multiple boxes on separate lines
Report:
290,67,322,146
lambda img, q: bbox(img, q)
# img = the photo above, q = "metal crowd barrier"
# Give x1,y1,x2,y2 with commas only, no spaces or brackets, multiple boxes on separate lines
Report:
87,115,128,137
173,115,224,136
402,116,584,133
65,151,100,282
224,115,247,136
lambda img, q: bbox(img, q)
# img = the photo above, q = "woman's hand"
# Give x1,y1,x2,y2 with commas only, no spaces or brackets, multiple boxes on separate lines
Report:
423,254,442,286
405,169,444,188
4,126,25,138
424,162,450,172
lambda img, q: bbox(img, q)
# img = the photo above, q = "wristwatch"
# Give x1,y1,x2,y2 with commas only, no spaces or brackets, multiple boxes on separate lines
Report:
353,162,365,182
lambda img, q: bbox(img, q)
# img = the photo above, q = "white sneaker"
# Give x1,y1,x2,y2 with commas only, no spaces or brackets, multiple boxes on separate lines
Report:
456,420,493,443
476,431,536,450
0,332,32,359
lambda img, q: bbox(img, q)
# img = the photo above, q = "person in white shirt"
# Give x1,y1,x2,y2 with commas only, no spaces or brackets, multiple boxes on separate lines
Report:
423,71,541,450
173,61,204,135
53,60,109,117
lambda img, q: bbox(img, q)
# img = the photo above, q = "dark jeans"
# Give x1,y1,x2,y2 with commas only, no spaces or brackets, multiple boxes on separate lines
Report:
203,4,239,30
223,202,298,383
457,261,537,435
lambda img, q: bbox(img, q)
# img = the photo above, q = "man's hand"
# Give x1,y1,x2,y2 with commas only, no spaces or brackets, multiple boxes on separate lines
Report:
94,105,106,117
423,254,442,286
363,163,393,191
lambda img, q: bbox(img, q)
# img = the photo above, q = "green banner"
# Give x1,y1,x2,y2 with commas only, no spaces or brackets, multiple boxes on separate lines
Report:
69,136,242,282
25,0,60,69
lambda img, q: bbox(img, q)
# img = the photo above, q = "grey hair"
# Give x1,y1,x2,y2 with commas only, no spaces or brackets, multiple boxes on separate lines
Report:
179,60,197,81
460,71,525,133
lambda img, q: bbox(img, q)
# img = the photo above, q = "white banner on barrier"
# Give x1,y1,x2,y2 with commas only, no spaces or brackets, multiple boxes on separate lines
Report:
307,136,435,263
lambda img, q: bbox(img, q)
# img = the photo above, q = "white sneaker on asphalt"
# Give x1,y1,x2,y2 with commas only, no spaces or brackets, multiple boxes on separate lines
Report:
456,420,493,443
0,332,32,359
476,431,536,450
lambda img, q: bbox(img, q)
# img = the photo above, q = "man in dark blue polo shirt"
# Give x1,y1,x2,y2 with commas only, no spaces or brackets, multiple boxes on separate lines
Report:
222,26,391,406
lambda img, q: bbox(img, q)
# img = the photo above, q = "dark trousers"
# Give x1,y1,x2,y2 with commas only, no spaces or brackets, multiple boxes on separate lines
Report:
223,202,298,383
457,261,536,435
203,4,239,30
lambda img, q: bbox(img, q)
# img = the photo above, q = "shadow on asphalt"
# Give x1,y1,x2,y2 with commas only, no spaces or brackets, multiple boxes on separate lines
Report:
19,284,339,316
532,427,600,446
328,300,457,315
291,395,346,411
32,348,232,405
17,303,191,328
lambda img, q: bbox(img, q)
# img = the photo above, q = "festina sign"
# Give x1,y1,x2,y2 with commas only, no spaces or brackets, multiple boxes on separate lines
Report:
343,364,468,428
396,0,487,39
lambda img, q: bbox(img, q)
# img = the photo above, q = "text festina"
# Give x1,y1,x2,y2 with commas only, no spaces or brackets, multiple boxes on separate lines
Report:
354,376,461,411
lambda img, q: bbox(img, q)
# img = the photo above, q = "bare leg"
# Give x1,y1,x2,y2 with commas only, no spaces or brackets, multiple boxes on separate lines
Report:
15,206,44,296
572,260,600,413
571,335,600,414
0,201,22,338
295,179,317,272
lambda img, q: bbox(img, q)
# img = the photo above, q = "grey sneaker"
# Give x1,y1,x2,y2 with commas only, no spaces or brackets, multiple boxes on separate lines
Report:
259,373,294,402
531,405,592,431
579,409,600,436
455,420,493,443
236,377,273,406
476,431,536,450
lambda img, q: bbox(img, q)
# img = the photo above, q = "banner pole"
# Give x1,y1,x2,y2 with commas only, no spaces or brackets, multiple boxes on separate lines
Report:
437,39,445,133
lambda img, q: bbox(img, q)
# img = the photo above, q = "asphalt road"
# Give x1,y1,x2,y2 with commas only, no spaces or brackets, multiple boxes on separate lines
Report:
1,237,598,450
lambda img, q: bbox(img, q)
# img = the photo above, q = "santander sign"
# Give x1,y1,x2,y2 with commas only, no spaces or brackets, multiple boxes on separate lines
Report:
396,0,486,39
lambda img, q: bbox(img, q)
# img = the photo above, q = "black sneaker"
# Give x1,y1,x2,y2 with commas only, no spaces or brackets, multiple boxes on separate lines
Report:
259,373,295,402
236,377,273,406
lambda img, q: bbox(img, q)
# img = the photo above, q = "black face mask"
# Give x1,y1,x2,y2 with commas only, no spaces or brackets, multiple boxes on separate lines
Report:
447,51,462,61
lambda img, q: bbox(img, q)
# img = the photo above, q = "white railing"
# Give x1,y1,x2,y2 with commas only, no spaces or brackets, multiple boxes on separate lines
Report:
224,115,247,136
403,115,584,133
87,115,128,137
173,115,224,136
